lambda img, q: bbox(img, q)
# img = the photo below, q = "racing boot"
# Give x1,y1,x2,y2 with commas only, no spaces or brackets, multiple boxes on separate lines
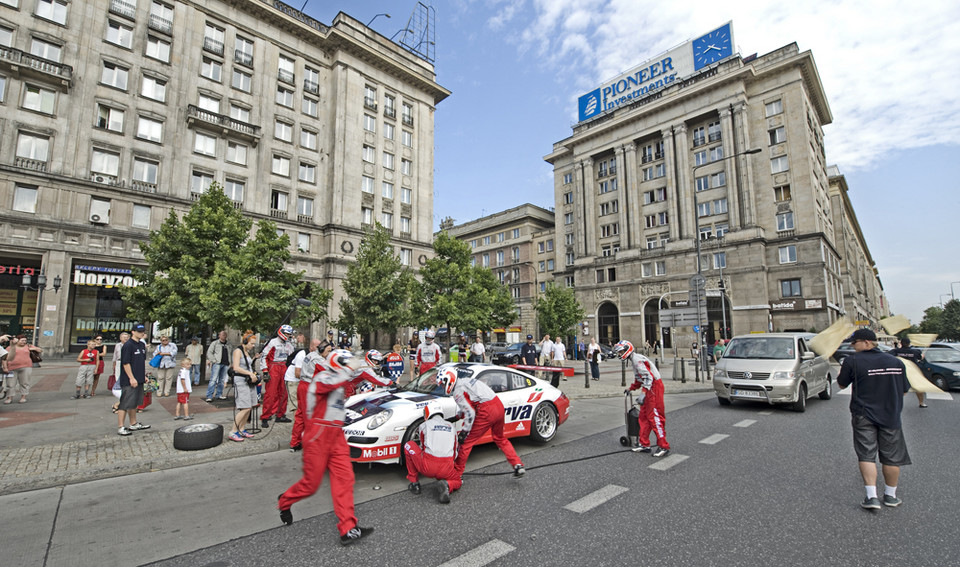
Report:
513,464,526,478
438,481,451,504
408,482,421,495
278,494,293,525
261,418,270,428
340,527,374,546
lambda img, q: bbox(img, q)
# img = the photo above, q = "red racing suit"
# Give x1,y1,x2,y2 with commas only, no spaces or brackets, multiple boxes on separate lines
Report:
278,364,389,536
452,374,522,476
260,337,295,420
290,351,324,449
626,353,669,450
404,414,461,491
415,341,443,375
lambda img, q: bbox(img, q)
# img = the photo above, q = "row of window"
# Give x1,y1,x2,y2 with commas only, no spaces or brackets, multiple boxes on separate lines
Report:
362,114,414,147
360,176,413,204
1,0,68,25
364,84,415,126
472,247,524,268
697,198,727,217
359,207,412,234
361,145,414,174
468,229,523,249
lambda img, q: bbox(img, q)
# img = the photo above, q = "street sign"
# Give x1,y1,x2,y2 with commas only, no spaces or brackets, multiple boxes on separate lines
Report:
661,306,708,327
693,325,700,333
689,274,706,289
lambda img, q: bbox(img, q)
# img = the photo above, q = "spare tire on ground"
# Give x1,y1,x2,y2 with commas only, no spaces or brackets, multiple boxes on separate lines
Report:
173,423,224,451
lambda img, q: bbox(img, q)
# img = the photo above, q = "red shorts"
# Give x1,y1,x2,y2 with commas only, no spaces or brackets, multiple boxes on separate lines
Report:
177,392,190,404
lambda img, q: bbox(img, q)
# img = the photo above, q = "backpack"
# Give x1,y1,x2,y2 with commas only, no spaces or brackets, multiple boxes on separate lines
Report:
286,348,304,367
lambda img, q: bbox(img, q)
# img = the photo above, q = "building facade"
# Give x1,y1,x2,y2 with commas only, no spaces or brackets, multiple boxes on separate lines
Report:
545,40,852,350
0,0,448,352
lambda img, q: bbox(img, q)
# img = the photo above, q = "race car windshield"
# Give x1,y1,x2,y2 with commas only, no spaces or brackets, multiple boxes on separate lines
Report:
402,364,476,395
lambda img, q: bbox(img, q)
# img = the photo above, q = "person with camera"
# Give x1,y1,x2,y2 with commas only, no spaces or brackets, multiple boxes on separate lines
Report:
228,333,262,442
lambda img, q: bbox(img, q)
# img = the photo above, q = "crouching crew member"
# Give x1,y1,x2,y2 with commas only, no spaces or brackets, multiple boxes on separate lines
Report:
278,349,391,545
260,325,296,428
437,366,525,480
404,401,460,503
616,340,671,458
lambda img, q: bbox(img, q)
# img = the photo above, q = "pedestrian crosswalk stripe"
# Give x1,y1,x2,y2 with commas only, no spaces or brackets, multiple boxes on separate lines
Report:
563,484,629,513
437,539,516,567
648,454,688,471
700,433,729,445
733,419,756,427
836,388,952,401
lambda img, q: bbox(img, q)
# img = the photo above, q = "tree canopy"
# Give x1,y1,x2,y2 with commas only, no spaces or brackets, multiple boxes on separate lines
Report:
536,282,585,340
919,300,960,341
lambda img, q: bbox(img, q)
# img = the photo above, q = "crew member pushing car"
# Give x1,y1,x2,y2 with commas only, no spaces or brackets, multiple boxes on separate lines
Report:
616,340,671,458
404,400,460,503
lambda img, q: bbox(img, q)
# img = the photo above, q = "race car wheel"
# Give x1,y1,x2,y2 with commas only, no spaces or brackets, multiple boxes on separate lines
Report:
173,423,223,451
529,402,558,443
398,418,423,467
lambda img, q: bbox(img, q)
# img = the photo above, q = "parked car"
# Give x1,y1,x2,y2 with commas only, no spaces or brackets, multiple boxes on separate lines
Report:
917,347,960,391
491,342,537,366
713,333,834,412
832,341,891,364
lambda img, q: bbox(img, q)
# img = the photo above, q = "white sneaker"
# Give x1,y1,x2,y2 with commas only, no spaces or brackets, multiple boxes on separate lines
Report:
118,427,132,436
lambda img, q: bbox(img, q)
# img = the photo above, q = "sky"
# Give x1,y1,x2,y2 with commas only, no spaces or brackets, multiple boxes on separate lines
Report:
304,0,960,324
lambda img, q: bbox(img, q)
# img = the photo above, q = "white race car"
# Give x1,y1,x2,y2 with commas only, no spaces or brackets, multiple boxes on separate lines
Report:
343,363,571,464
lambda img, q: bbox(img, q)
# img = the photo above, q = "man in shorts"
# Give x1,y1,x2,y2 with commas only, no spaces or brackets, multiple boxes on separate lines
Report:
117,324,151,436
837,328,911,510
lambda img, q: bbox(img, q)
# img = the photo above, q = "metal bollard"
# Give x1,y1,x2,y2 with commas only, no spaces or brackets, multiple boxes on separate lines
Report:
672,358,681,381
584,359,589,389
680,358,686,383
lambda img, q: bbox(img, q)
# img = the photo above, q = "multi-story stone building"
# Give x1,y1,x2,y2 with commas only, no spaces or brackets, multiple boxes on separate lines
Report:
0,0,448,352
544,30,861,350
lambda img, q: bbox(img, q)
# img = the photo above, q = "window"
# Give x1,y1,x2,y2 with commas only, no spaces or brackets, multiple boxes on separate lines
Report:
496,250,504,266
713,252,726,269
642,167,654,181
563,172,573,184
769,127,786,145
101,61,129,90
297,196,313,217
563,191,574,205
384,122,394,140
132,157,158,184
692,126,706,147
31,38,62,62
106,20,133,48
707,121,721,142
301,128,317,150
765,99,782,117
781,279,802,297
226,141,247,165
511,246,520,260
35,0,68,25
482,254,489,267
276,86,294,107
600,223,619,237
229,104,249,123
658,212,669,225
302,96,318,117
303,66,318,92
96,104,124,132
774,184,791,201
194,132,216,156
383,93,395,116
401,130,412,147
91,149,120,175
546,239,554,251
537,242,545,254
483,236,491,245
564,212,574,225
538,260,545,272
271,190,288,212
191,171,213,194
13,185,38,213
715,224,728,238
402,102,413,125
599,179,617,193
364,85,376,109
771,156,789,174
645,214,656,228
659,233,670,247
778,245,797,264
232,68,251,92
198,93,219,113
16,132,49,162
278,55,295,84
203,23,224,55
358,176,373,194
149,2,173,32
655,261,666,275
361,207,372,224
363,114,376,133
642,263,652,277
699,226,713,240
298,162,315,183
596,269,605,284
201,57,222,82
271,154,290,176
297,233,310,253
607,266,615,280
274,120,292,142
223,179,244,203
697,202,711,217
401,159,412,176
235,36,253,66
777,211,795,231
400,216,411,233
710,171,726,188
132,204,151,229
654,164,665,178
713,198,728,214
642,145,655,163
643,190,655,205
694,150,707,166
656,188,667,201
646,236,658,249
695,176,709,192
400,248,412,266
565,252,575,266
141,75,166,101
146,36,171,62
383,152,395,170
136,116,162,142
709,146,724,161
0,26,11,47
565,275,575,288
381,181,393,199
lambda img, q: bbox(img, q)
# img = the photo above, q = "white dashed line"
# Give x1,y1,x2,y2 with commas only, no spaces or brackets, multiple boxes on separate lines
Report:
836,388,851,396
758,410,774,415
733,419,756,428
926,391,954,401
563,484,629,514
437,539,516,567
700,433,729,445
648,454,689,470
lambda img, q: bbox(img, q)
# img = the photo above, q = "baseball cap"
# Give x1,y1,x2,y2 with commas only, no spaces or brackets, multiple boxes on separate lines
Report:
132,323,146,332
526,334,533,339
327,330,334,335
850,329,877,342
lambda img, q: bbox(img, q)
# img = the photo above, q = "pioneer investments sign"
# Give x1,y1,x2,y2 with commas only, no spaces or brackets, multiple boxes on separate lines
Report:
577,22,734,122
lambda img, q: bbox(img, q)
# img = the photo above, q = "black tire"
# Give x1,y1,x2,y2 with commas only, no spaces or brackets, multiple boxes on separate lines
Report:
529,402,558,443
619,436,630,446
173,423,223,451
718,396,731,406
791,384,807,412
932,374,948,391
819,377,833,400
398,418,423,467
511,355,520,365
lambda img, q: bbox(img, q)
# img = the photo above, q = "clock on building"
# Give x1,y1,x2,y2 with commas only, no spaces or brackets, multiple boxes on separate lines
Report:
692,23,733,71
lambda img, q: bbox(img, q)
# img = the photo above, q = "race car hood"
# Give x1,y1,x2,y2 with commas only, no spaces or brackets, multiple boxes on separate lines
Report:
344,389,439,425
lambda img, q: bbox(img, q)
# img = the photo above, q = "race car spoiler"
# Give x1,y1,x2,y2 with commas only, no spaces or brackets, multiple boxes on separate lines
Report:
507,364,575,377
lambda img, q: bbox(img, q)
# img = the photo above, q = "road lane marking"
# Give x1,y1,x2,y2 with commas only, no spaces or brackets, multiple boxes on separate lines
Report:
733,419,756,427
926,391,954,401
758,410,773,415
700,433,729,445
563,484,629,514
438,539,516,567
648,454,688,470
836,388,851,396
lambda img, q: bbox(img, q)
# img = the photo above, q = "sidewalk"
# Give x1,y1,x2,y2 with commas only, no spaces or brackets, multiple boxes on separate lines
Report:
0,356,714,495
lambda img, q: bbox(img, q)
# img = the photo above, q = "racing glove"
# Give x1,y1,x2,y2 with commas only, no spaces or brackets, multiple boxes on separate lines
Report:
457,430,468,444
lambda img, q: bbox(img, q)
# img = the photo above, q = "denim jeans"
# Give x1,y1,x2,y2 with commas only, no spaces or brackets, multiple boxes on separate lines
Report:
206,363,228,399
191,364,201,385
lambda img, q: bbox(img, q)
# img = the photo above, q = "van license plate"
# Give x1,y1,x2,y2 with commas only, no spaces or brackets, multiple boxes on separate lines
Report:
733,389,762,398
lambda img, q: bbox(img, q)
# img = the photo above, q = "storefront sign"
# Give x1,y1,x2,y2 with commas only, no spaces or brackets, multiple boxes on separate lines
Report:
0,264,36,276
75,318,136,332
73,265,140,287
770,298,826,312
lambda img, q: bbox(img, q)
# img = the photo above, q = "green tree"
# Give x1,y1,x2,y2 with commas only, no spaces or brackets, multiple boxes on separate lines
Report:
336,222,417,343
919,305,944,336
940,299,960,341
535,282,585,339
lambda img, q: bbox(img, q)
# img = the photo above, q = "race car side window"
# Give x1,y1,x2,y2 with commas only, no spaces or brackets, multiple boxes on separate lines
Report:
478,370,510,393
510,373,534,389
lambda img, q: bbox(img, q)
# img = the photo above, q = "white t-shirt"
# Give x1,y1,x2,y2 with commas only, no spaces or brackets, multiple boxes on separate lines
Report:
470,342,485,357
541,339,554,359
552,342,566,361
175,368,192,393
284,350,307,382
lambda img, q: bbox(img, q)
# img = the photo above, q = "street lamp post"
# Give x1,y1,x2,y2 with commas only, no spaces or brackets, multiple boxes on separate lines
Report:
951,281,960,300
21,271,63,346
941,294,952,308
714,235,729,339
691,147,760,370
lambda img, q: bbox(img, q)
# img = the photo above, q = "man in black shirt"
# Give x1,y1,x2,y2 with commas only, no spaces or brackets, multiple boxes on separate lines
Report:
837,328,911,510
520,334,538,366
890,337,926,408
117,324,151,436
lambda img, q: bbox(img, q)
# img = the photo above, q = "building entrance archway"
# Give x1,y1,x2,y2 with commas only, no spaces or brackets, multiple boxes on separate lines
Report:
597,302,620,349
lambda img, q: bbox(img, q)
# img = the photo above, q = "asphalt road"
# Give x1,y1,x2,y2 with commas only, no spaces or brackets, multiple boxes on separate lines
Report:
152,388,959,567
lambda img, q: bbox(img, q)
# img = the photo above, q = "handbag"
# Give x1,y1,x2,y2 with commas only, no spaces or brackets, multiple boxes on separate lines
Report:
149,353,163,368
30,350,43,363
106,374,117,390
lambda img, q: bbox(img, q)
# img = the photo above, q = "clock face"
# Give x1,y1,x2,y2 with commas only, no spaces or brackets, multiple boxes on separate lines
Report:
693,23,733,71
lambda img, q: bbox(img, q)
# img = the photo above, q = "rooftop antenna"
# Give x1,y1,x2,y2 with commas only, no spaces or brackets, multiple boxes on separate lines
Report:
393,2,435,63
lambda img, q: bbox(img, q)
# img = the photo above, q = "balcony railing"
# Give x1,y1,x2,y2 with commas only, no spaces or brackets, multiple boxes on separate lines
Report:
186,104,261,142
655,151,664,159
303,79,318,94
0,45,73,84
277,69,294,85
402,114,414,127
14,157,47,172
269,208,288,219
234,50,253,68
383,107,396,119
190,192,203,201
364,97,377,111
641,154,653,164
109,0,137,20
230,200,243,210
297,214,313,224
708,131,722,142
148,14,173,35
692,136,706,147
130,180,158,193
203,37,224,56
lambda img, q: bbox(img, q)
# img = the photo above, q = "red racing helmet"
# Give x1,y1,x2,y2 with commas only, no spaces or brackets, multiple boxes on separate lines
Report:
436,367,457,395
613,340,634,360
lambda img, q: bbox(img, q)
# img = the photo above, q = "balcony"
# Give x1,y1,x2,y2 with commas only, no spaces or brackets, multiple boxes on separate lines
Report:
297,214,313,224
383,106,396,119
609,165,617,175
402,114,414,127
641,154,653,164
269,208,288,219
277,69,294,85
230,200,243,211
303,79,318,94
109,0,137,20
186,104,261,145
708,131,722,143
190,192,203,201
202,37,224,56
364,97,377,111
234,49,253,68
0,45,73,89
655,151,664,159
148,14,173,35
130,180,157,193
597,169,608,179
14,157,47,172
692,136,706,148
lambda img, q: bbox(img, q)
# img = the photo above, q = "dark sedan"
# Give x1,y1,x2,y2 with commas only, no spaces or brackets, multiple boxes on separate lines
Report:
491,342,538,366
918,347,960,391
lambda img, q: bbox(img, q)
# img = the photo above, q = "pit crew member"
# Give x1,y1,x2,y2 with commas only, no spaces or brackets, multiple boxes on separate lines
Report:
616,339,671,457
260,325,296,428
404,400,460,503
415,331,443,375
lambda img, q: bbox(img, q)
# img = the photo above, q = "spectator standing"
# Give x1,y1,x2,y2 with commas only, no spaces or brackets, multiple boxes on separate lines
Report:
75,340,99,399
551,337,566,386
174,358,193,420
578,339,586,361
713,340,726,364
228,333,261,441
587,337,602,381
205,331,231,402
539,335,554,367
90,335,108,397
520,335,538,366
837,328,911,510
112,332,129,381
0,334,8,401
889,337,926,408
185,337,203,386
469,336,486,363
117,324,151,435
155,336,178,397
2,335,41,404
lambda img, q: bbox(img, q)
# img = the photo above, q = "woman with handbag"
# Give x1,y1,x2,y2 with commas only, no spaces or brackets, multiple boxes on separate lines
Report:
3,335,42,404
229,333,262,441
90,335,108,397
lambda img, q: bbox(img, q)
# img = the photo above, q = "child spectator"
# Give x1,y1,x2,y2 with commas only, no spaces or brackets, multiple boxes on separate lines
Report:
75,340,98,399
175,358,194,420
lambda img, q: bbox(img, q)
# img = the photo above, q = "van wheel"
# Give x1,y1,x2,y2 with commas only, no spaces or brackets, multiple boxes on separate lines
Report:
791,384,807,412
819,377,832,400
